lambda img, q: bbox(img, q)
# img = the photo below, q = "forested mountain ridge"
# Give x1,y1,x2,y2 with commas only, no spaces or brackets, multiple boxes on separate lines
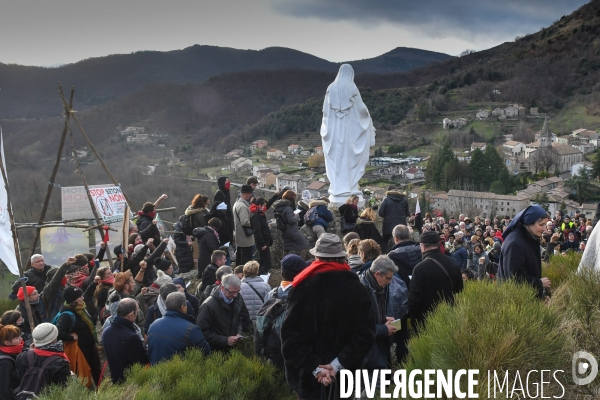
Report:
0,45,450,119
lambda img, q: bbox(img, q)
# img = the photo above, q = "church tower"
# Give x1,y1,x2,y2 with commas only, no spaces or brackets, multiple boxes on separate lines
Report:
540,117,552,148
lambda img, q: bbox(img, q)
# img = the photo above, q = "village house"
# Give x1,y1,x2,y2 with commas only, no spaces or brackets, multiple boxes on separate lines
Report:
442,118,468,130
404,167,425,180
230,157,252,172
226,149,243,158
257,171,277,188
502,141,526,158
530,107,539,116
470,142,487,152
267,149,284,160
252,164,272,176
305,181,329,199
276,174,303,192
250,140,268,149
443,190,530,217
126,133,150,144
475,110,490,120
287,144,303,154
120,126,145,136
268,164,281,173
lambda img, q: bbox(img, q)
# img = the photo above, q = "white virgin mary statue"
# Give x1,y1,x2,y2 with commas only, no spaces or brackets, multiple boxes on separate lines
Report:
320,64,375,206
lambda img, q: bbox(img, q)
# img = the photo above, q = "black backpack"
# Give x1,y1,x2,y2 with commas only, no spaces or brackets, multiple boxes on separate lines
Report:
16,351,62,400
274,211,287,232
179,214,195,236
254,296,287,361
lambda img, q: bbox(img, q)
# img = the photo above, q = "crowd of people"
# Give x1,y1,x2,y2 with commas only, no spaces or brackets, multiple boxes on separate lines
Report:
0,175,590,399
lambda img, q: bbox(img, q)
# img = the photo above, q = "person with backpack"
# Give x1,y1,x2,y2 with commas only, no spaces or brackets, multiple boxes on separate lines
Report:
240,261,271,321
0,323,23,400
54,286,101,387
250,197,273,275
16,323,71,398
255,254,309,371
273,191,310,259
194,218,222,278
101,298,149,384
172,221,194,273
306,197,333,241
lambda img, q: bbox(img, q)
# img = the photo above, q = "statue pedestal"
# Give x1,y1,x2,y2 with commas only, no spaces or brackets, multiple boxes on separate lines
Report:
327,193,365,208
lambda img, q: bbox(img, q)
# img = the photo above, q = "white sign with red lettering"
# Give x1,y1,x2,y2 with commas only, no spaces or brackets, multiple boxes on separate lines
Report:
88,186,127,224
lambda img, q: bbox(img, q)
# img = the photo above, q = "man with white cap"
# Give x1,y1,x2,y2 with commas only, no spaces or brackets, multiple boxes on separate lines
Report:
281,233,375,399
16,323,71,392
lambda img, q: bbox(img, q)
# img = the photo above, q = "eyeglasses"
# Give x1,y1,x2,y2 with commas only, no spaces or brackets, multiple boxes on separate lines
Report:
378,272,394,282
223,286,240,297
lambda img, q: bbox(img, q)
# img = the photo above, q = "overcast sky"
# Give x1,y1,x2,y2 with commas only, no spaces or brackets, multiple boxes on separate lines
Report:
0,0,589,66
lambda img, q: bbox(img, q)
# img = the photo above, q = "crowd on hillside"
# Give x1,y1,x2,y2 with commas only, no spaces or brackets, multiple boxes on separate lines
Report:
0,174,593,399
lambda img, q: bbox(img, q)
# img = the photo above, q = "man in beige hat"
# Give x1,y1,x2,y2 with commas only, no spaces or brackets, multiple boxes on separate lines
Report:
281,233,375,399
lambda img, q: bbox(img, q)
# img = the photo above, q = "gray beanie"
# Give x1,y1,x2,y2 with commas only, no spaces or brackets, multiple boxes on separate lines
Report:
32,323,58,347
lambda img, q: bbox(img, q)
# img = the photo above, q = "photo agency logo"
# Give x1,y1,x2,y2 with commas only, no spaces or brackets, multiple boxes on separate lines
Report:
572,351,598,386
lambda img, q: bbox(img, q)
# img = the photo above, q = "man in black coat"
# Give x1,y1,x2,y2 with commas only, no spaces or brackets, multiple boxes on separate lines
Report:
102,298,149,384
10,254,51,300
193,218,222,277
386,224,422,364
281,233,375,399
387,225,422,289
196,274,252,352
378,188,409,252
213,177,233,223
408,231,463,332
199,250,227,294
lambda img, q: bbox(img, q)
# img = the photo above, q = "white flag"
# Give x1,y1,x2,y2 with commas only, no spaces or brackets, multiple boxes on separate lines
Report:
415,198,421,215
0,131,20,275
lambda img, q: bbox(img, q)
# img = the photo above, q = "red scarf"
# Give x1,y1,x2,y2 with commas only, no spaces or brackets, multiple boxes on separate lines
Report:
33,348,69,362
292,260,350,287
138,210,157,219
249,204,265,214
99,276,115,285
0,338,23,355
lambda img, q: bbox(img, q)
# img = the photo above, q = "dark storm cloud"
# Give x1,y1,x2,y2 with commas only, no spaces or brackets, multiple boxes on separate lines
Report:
272,0,590,40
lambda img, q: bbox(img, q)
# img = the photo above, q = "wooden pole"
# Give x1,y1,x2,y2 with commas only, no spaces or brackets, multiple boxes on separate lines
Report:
66,117,114,269
25,84,74,270
0,129,36,333
57,91,137,212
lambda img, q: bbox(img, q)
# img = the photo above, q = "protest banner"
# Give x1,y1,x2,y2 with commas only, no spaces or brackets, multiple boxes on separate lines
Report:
88,186,127,225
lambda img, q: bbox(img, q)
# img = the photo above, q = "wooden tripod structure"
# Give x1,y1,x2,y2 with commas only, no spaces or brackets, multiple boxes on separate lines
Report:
25,83,138,270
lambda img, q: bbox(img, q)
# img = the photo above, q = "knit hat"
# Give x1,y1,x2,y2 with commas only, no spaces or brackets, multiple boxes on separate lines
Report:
133,244,149,258
154,270,172,287
154,258,172,272
281,254,310,277
63,286,83,303
113,244,123,257
216,202,228,211
113,270,132,292
172,277,186,291
301,190,312,202
17,286,36,302
420,231,441,244
32,323,58,347
309,233,347,258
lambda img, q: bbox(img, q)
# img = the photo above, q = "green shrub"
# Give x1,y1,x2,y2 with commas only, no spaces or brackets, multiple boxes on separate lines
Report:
542,251,581,289
41,349,294,400
403,281,569,398
551,268,600,395
0,298,18,315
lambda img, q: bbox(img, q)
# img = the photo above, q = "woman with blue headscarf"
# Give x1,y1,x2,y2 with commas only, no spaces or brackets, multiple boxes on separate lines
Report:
497,205,551,299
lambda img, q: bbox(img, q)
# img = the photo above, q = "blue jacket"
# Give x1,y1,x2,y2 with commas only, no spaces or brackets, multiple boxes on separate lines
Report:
102,316,149,383
309,200,333,229
450,246,469,271
148,310,211,365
